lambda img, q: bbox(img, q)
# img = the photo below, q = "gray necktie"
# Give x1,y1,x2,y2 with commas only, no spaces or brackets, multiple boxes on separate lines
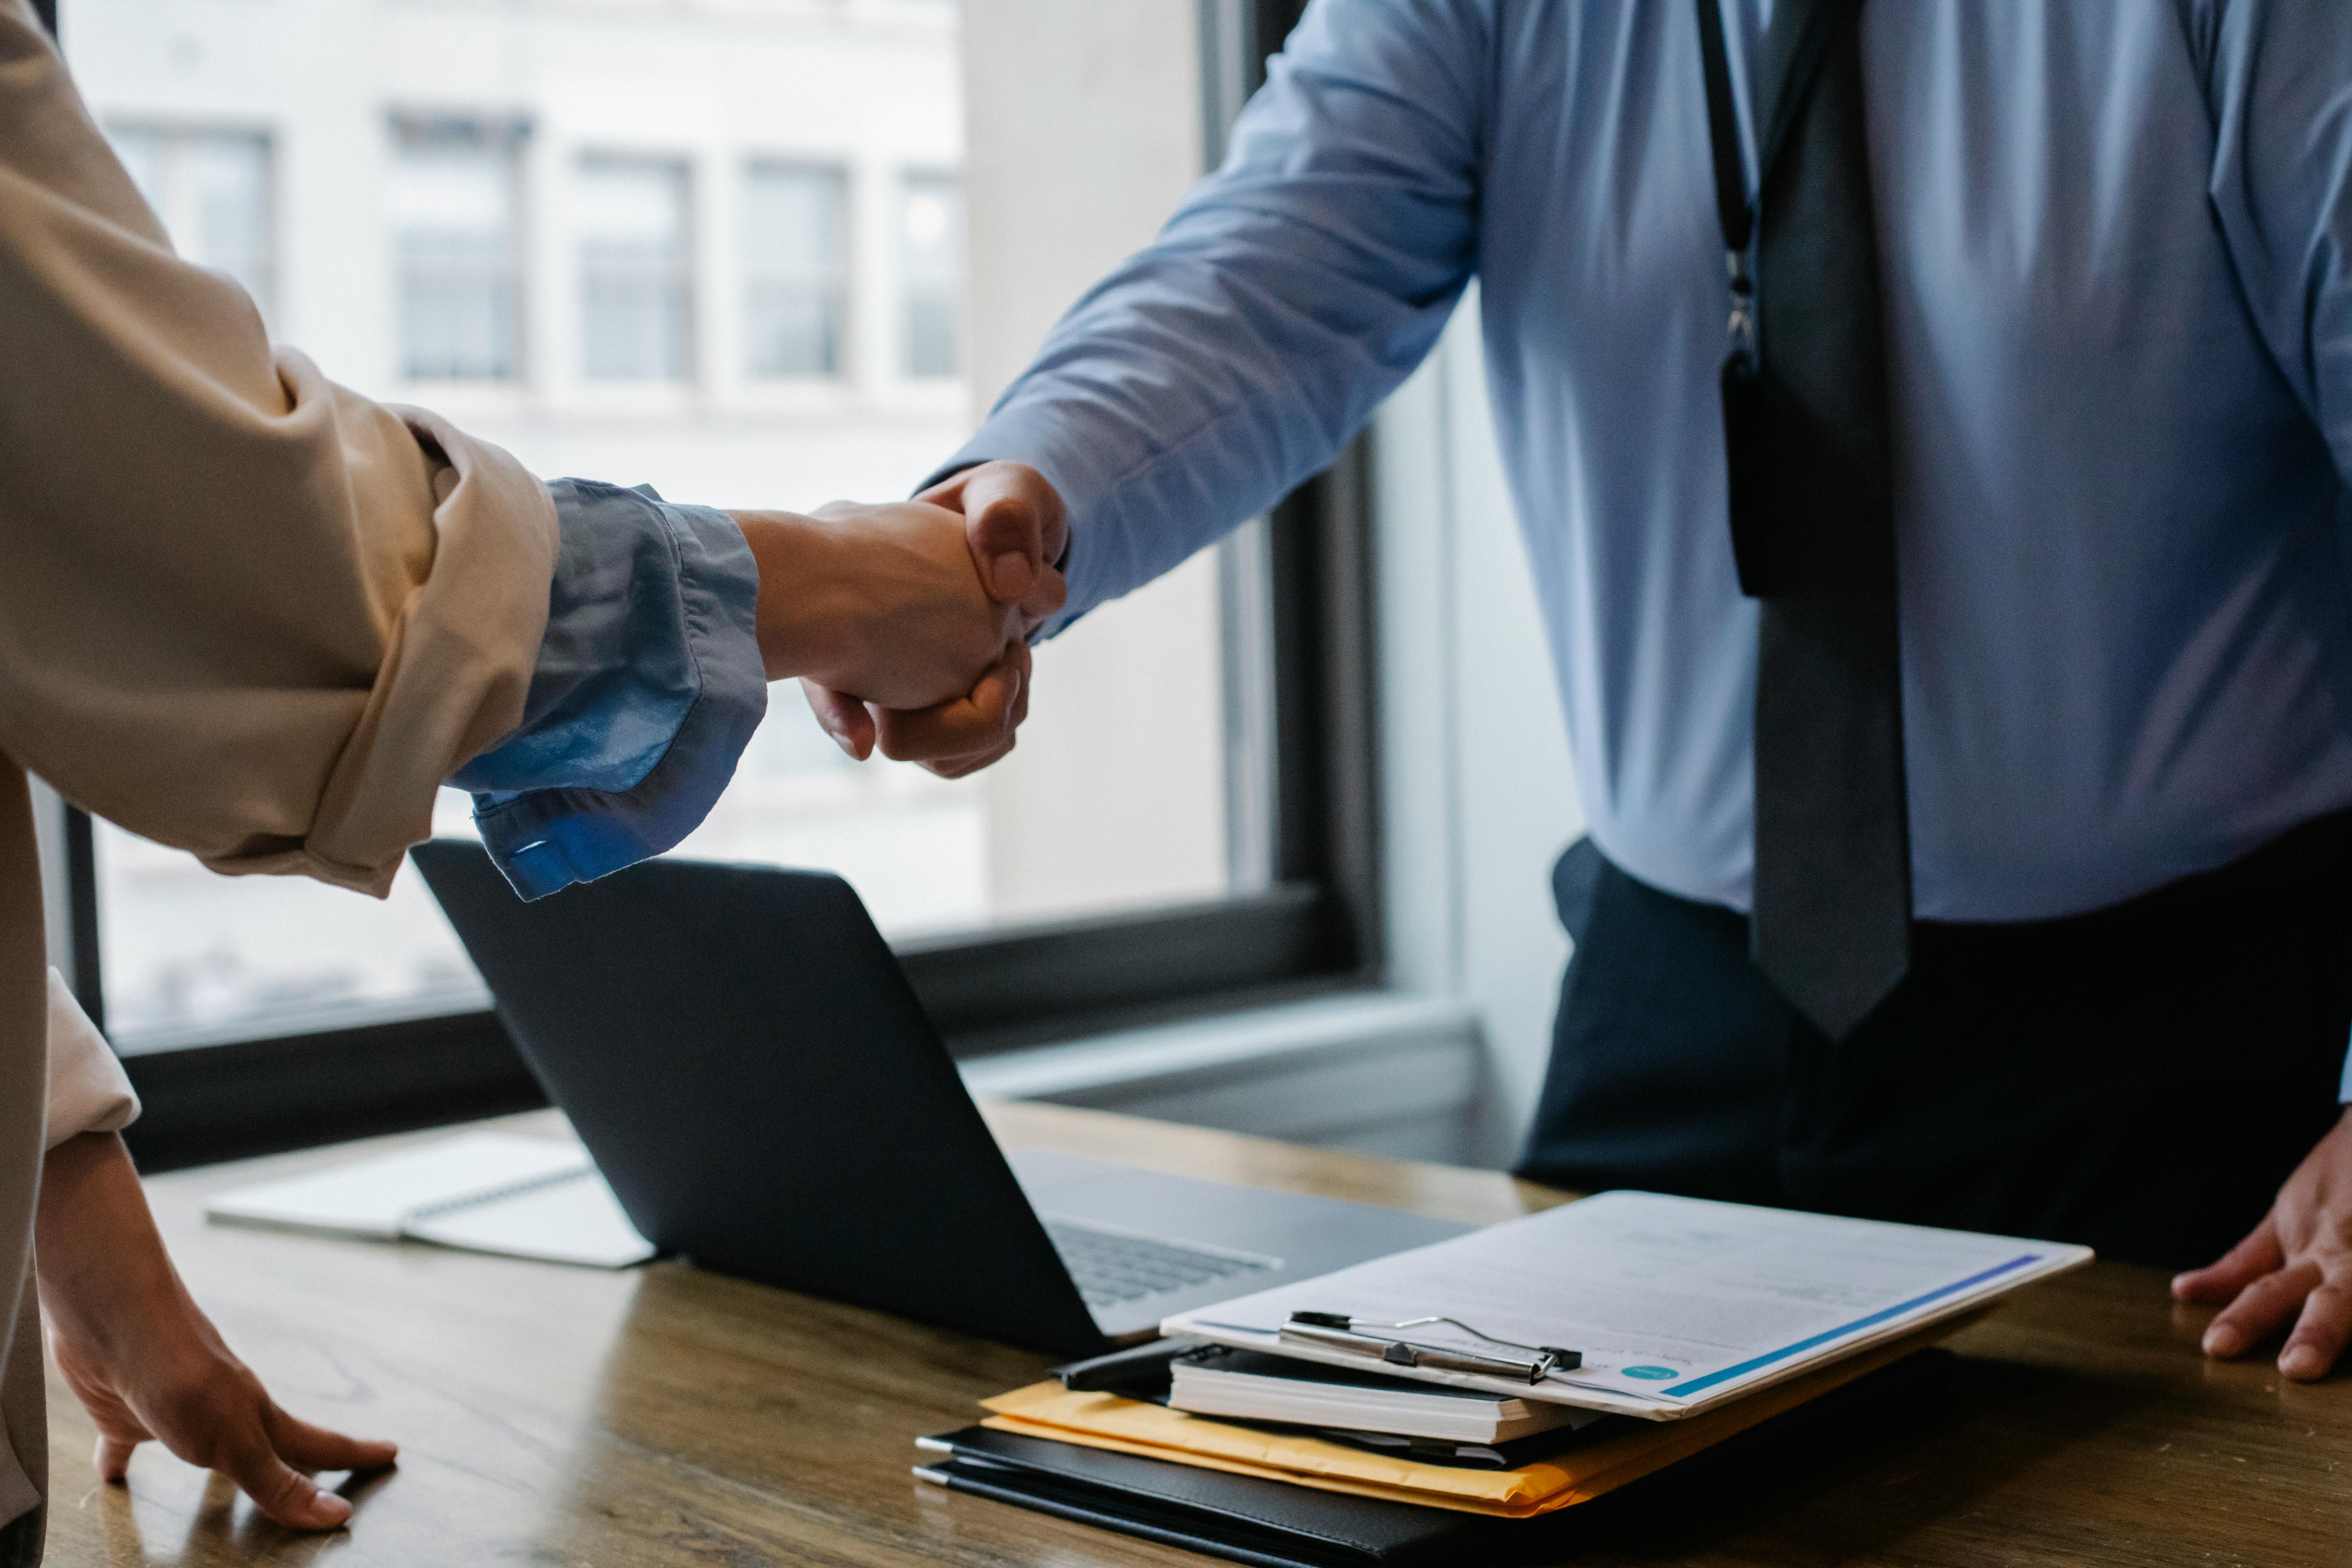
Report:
1697,0,1910,1040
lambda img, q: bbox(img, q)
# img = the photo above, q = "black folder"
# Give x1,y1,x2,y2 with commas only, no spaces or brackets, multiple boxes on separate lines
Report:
918,1349,1961,1568
916,1424,1508,1568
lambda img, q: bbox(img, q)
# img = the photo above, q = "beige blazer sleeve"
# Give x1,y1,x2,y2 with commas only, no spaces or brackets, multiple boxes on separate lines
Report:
43,971,134,1152
0,2,563,1551
0,0,559,894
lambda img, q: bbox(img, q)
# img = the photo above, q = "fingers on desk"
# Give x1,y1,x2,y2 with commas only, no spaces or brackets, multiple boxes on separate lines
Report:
2172,1215,2284,1309
220,1403,397,1532
2278,1275,2352,1383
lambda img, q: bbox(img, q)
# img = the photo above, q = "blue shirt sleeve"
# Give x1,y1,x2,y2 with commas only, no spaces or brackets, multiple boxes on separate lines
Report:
2199,1,2352,1097
929,0,1488,636
449,478,767,900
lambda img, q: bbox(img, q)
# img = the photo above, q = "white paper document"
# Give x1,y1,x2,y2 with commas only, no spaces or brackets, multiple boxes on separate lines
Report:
206,1131,654,1269
1163,1191,2091,1421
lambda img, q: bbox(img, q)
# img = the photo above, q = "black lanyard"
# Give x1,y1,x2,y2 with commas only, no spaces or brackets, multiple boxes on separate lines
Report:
1692,0,1861,358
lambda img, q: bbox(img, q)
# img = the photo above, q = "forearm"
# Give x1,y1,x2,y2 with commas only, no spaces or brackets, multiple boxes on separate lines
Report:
0,4,557,895
34,1134,188,1346
937,0,1483,630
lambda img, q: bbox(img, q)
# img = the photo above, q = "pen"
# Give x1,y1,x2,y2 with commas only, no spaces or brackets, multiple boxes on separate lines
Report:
1279,1311,1582,1384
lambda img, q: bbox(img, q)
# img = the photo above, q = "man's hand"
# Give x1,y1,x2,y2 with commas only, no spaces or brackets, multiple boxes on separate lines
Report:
2174,1107,2352,1381
36,1132,397,1530
800,462,1068,771
731,496,1024,713
921,461,1071,617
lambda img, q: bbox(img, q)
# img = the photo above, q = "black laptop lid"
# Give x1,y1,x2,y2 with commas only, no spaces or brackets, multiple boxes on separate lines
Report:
411,839,1107,1356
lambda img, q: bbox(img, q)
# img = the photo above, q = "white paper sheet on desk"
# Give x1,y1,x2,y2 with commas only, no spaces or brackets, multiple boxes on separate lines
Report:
1163,1191,2091,1421
205,1131,654,1269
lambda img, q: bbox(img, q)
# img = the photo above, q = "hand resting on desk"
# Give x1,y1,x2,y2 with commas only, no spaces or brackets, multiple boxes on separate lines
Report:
36,1132,396,1530
2176,1106,2352,1382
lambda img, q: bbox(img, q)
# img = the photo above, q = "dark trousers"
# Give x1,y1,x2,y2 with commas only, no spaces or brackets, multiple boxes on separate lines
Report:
1515,812,2352,1270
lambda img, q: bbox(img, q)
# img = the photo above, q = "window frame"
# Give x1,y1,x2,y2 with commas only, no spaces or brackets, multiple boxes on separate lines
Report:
389,111,531,387
739,158,853,382
50,0,1379,1173
102,119,280,328
893,166,965,380
574,149,699,384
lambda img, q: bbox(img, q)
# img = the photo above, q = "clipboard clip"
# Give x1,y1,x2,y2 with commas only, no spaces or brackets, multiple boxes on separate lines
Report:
1280,1311,1582,1384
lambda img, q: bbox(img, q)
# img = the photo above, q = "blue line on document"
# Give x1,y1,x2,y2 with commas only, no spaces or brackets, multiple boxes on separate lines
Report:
1658,1253,2043,1399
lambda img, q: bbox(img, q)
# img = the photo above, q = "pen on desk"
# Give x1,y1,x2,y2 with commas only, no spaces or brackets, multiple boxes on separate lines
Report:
1278,1311,1583,1384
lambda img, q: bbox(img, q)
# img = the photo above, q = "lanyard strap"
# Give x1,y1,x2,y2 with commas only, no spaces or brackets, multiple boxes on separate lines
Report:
1693,0,1865,321
1693,0,1751,257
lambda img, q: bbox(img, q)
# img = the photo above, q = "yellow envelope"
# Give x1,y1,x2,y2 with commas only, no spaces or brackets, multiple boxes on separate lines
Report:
981,1316,1976,1519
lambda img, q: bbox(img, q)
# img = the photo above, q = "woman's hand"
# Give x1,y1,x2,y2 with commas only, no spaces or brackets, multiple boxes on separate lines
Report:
731,498,1040,713
35,1132,396,1530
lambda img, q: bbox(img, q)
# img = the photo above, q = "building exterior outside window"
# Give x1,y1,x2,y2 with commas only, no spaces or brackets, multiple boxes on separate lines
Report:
898,170,962,378
65,0,1230,1054
742,162,847,378
392,117,524,382
106,124,276,327
579,155,692,381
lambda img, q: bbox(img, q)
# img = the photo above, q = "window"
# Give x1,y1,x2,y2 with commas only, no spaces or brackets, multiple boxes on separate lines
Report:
105,125,275,326
898,171,962,378
90,796,490,1045
578,155,692,381
393,118,524,382
742,162,848,378
58,0,1369,1171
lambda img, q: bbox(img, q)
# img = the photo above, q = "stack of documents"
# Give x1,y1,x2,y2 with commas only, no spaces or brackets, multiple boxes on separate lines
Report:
1168,1346,1591,1445
919,1191,2089,1566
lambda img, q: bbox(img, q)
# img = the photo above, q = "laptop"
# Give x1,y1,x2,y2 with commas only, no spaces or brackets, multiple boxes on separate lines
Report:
411,840,1466,1357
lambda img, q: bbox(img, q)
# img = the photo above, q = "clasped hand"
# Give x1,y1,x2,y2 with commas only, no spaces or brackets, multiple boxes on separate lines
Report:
741,463,1067,778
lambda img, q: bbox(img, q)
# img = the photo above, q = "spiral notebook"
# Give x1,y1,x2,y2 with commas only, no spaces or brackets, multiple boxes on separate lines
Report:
204,1131,654,1269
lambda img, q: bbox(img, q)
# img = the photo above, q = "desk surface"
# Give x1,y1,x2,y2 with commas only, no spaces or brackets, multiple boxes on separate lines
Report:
38,1102,2352,1567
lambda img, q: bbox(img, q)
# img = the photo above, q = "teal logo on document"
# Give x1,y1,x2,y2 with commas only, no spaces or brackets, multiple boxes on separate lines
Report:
1620,1365,1677,1381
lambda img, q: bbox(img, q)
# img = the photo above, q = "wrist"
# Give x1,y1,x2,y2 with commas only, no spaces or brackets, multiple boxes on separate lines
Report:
730,509,858,684
36,1133,191,1343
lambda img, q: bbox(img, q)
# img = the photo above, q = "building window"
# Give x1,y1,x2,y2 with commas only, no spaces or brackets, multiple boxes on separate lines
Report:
897,171,962,378
391,118,524,383
62,0,1367,1175
578,155,693,381
106,125,276,327
742,162,848,378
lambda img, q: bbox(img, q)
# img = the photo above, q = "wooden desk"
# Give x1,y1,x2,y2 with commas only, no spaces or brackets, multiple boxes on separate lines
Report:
38,1103,2352,1566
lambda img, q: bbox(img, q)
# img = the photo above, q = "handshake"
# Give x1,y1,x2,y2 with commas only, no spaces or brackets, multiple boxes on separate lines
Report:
730,462,1067,779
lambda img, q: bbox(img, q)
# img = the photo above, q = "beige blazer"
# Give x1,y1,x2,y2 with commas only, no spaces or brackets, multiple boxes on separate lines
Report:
0,0,562,1552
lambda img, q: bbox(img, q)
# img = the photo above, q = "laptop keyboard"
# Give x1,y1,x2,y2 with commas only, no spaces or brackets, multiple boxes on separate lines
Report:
1045,1222,1278,1308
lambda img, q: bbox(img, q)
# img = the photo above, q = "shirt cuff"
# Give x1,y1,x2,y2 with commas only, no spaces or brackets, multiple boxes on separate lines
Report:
46,969,137,1151
451,479,767,900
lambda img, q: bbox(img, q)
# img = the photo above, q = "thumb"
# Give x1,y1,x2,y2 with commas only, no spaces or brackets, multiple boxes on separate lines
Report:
929,462,1067,604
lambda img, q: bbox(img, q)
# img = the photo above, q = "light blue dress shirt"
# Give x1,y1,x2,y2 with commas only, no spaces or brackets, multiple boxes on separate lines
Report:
944,0,2352,937
451,480,767,900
